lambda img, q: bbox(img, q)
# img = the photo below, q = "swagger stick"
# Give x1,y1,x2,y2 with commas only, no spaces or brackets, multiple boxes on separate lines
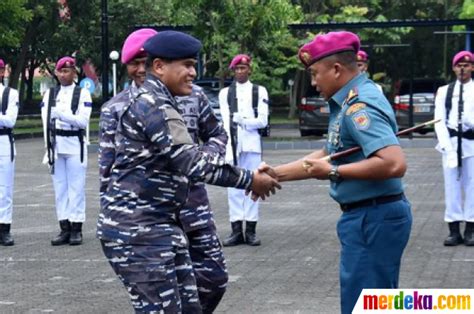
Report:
304,118,441,165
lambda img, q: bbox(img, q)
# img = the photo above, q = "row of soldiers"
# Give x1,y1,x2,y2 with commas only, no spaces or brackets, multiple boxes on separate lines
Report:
0,28,473,313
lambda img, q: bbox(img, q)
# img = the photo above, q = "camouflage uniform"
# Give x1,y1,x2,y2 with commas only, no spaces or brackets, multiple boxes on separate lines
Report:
98,82,139,195
176,85,229,313
97,74,253,313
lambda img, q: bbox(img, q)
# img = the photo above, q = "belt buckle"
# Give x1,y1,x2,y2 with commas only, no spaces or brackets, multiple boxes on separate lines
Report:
340,204,350,212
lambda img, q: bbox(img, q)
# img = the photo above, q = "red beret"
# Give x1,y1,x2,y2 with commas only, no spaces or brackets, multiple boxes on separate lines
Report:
0,59,4,68
356,50,368,62
229,54,251,69
121,28,158,64
452,51,473,66
56,56,76,71
298,31,360,67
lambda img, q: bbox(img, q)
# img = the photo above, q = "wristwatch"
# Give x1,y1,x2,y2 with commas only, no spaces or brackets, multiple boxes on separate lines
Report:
328,165,341,183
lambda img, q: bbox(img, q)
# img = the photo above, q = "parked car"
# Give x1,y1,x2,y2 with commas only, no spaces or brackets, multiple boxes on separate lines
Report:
194,78,232,121
298,72,329,136
392,78,446,133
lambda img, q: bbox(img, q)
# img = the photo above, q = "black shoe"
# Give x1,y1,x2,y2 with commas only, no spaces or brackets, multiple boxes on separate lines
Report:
444,222,463,246
222,221,245,247
0,224,14,246
245,221,261,246
464,222,474,246
51,220,71,246
69,222,83,246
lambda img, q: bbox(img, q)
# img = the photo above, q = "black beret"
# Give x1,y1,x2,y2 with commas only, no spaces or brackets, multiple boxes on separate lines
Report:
143,30,202,60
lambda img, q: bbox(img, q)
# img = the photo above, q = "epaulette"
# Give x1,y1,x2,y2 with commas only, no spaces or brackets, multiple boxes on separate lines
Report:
344,88,358,105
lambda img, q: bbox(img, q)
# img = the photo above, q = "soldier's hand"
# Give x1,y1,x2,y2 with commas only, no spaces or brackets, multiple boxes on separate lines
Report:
250,170,281,201
257,161,278,179
302,158,332,180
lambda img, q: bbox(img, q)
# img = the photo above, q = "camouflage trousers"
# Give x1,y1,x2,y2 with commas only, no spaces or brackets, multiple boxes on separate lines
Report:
187,225,228,314
100,240,202,313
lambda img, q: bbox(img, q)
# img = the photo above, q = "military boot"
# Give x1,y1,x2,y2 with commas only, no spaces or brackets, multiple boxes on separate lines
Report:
0,223,14,246
51,220,71,246
222,221,245,247
69,222,83,246
443,222,463,246
245,221,261,246
464,222,474,246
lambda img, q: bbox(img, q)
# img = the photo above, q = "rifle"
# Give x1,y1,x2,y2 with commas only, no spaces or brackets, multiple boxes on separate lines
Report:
457,68,464,180
46,88,58,175
228,83,238,165
303,118,441,165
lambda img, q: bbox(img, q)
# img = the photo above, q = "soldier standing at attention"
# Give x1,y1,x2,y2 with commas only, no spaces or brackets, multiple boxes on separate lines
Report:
258,31,412,314
99,28,231,313
41,56,92,246
434,50,474,246
218,54,269,246
97,31,280,313
0,58,19,246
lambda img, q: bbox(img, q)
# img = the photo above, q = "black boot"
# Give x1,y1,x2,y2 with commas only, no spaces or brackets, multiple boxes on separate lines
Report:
464,222,474,246
222,221,245,247
444,222,463,246
69,222,83,246
0,223,14,246
245,221,261,246
51,220,71,246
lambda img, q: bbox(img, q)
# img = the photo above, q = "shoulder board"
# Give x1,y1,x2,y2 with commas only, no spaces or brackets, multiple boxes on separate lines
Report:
346,102,367,115
344,88,358,105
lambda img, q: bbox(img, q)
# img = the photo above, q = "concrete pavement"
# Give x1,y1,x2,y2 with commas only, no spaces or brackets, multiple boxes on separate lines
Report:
0,138,472,314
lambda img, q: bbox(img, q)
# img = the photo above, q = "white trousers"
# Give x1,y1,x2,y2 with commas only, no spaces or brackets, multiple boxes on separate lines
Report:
442,155,474,222
0,156,15,223
228,152,261,222
52,153,87,222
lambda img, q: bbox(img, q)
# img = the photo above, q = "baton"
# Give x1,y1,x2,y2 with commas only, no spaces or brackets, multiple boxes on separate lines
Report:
303,118,441,167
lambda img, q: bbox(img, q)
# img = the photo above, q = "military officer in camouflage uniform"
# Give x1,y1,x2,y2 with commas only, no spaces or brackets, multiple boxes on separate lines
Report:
0,58,19,246
175,86,230,313
99,28,231,313
99,28,157,196
97,31,280,313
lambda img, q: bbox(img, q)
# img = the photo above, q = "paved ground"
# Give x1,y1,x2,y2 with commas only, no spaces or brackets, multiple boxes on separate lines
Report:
1,137,473,314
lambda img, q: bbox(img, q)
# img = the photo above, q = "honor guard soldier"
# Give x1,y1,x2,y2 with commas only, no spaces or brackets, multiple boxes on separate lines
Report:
434,51,474,246
97,31,279,313
41,56,92,246
258,31,412,314
0,58,19,246
218,54,269,246
356,50,383,92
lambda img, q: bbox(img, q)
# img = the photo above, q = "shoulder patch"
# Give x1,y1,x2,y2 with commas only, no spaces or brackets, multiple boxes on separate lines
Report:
346,102,366,115
163,107,193,145
351,111,370,130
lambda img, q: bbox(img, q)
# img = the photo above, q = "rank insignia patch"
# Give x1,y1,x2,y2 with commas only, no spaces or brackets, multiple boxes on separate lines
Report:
352,111,370,130
346,103,366,115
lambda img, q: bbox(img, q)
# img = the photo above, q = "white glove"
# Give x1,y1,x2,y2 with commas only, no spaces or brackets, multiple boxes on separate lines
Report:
462,114,474,129
446,151,458,169
232,113,244,125
50,107,60,120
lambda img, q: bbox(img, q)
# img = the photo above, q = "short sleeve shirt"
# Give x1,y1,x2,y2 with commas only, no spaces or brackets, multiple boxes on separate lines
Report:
326,73,403,204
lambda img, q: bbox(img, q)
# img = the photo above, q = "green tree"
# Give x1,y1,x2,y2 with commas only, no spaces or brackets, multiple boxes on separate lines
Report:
0,0,32,47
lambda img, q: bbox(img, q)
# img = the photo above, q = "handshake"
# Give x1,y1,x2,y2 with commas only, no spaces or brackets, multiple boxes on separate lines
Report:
248,162,280,201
